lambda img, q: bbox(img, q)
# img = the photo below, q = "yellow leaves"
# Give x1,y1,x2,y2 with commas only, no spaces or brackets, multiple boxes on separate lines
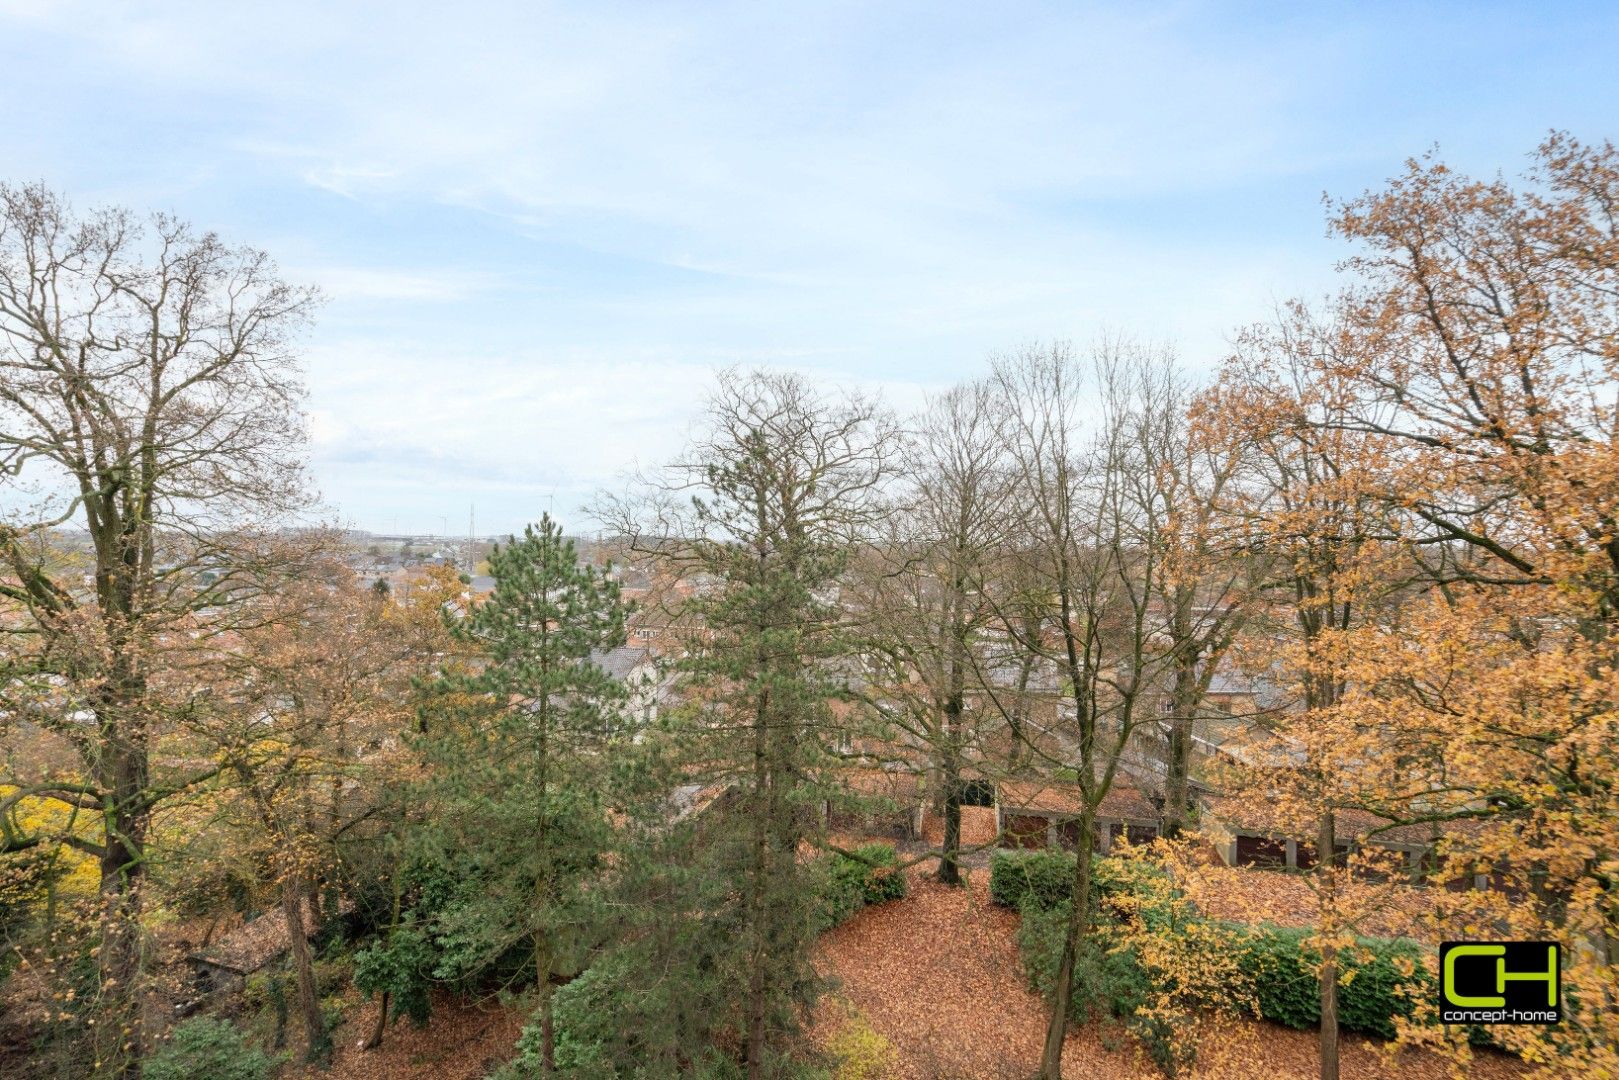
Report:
825,1002,899,1080
0,784,101,902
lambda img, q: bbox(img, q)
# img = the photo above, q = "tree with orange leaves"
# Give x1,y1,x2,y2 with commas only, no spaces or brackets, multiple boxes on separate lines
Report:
1310,134,1619,1076
1202,133,1619,1078
203,562,413,1064
1191,304,1421,1080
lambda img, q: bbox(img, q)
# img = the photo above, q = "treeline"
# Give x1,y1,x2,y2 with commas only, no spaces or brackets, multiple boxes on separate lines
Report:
2,134,1617,1080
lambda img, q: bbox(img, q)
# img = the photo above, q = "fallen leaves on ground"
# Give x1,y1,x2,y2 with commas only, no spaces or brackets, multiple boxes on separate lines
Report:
814,866,1538,1079
301,990,524,1080
1185,865,1438,941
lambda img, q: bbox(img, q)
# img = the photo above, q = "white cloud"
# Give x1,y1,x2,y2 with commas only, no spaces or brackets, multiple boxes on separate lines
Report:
11,1,1597,531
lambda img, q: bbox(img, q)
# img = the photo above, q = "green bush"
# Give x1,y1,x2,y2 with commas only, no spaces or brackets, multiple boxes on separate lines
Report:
1012,890,1436,1044
1016,902,1150,1023
816,843,907,931
989,850,1166,913
489,957,839,1080
353,920,437,1027
146,1018,275,1080
1227,925,1430,1040
826,1009,898,1080
989,850,1074,910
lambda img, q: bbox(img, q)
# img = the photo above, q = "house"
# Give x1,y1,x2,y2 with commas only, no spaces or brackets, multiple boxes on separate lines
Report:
186,901,316,996
1200,796,1501,889
589,645,668,726
825,767,925,838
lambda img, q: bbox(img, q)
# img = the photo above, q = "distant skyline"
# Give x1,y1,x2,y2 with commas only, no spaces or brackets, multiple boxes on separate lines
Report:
4,1,1617,534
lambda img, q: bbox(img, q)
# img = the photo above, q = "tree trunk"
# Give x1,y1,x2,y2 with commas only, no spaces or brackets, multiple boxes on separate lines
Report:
535,938,556,1074
361,872,404,1051
97,836,147,1080
937,750,963,886
1318,809,1339,1080
283,876,330,1064
96,695,152,1080
360,991,390,1051
1161,599,1200,840
744,686,772,1080
1161,711,1192,839
1039,810,1094,1080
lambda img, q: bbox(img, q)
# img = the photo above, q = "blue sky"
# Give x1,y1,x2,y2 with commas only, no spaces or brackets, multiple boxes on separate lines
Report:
3,1,1616,535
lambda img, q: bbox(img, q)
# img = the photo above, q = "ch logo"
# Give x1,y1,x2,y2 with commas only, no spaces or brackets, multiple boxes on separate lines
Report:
1439,942,1560,1024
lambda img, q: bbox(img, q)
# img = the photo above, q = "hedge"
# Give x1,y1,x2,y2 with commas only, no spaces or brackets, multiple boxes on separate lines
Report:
1013,896,1437,1041
989,850,1167,913
1227,924,1431,1040
1016,901,1150,1023
816,843,907,931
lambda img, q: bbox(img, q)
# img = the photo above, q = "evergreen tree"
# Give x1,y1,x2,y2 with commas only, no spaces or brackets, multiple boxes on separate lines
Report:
406,515,630,1072
596,370,897,1078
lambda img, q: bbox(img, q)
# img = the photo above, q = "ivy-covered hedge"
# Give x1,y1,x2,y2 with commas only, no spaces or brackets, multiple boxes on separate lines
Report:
816,843,907,931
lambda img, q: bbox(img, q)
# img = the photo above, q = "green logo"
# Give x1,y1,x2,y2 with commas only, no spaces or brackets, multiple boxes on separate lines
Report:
1439,942,1560,1024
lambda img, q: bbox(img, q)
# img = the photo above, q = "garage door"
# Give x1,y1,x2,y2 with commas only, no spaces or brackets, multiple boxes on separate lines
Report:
1234,834,1287,867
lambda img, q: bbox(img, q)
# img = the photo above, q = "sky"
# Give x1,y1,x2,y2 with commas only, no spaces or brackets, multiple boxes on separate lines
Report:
2,1,1616,536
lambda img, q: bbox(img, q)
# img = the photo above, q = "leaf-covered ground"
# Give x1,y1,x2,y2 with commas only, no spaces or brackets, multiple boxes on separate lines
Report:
310,862,1543,1079
297,992,524,1080
812,869,1538,1079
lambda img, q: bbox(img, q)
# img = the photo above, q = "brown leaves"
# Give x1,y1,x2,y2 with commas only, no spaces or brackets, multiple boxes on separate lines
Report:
809,864,1537,1079
292,990,524,1080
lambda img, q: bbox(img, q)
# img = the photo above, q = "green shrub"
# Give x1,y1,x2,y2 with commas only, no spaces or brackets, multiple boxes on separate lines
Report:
989,850,1167,913
353,920,436,1026
313,955,350,998
826,1010,898,1080
816,843,907,931
989,850,1074,910
490,957,839,1080
1225,925,1431,1040
145,1018,275,1080
1013,889,1435,1044
1016,902,1150,1023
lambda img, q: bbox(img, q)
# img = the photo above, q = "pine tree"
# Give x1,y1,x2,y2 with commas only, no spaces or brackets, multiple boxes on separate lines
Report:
410,515,630,1073
595,370,897,1077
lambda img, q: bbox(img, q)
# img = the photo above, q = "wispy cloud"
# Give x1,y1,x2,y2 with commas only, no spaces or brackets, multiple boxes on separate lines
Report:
4,0,1617,532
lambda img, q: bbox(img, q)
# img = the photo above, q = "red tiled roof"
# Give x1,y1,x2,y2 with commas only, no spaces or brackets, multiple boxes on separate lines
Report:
838,768,923,801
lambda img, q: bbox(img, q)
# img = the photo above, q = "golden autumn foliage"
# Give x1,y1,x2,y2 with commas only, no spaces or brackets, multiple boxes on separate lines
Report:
1193,134,1619,1078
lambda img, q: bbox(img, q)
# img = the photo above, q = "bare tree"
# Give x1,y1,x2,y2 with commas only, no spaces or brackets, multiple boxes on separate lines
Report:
985,340,1178,1080
848,381,1012,884
1148,371,1257,839
0,183,318,1076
